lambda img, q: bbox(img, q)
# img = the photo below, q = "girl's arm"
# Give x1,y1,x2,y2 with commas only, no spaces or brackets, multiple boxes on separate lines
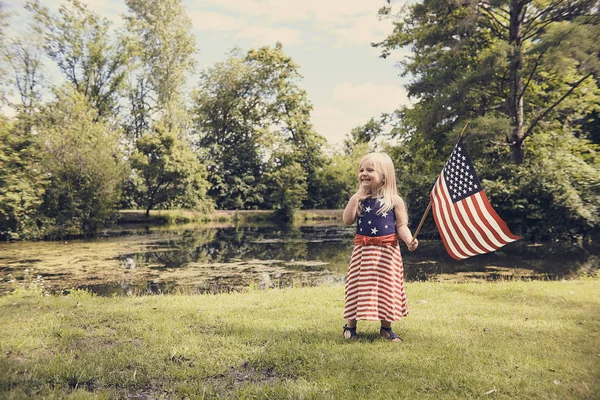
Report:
343,192,368,225
393,195,418,251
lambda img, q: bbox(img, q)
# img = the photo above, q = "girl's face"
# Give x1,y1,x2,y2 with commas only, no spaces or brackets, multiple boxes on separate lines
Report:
358,160,383,193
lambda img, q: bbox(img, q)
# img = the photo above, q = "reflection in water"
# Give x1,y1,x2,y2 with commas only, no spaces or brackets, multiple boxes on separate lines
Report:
0,224,598,296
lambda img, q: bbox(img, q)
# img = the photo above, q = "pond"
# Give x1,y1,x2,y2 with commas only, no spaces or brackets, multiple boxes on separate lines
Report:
0,223,598,296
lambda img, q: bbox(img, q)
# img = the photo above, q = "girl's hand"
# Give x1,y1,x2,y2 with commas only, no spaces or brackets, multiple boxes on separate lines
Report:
407,238,418,251
352,189,371,202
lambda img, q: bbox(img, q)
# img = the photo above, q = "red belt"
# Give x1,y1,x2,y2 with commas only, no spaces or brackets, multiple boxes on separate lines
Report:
354,233,397,247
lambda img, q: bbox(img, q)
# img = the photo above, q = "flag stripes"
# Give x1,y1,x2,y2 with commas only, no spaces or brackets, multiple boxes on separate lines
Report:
430,141,520,260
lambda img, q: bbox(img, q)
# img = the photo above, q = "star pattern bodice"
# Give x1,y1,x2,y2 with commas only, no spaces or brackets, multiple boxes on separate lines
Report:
356,198,396,237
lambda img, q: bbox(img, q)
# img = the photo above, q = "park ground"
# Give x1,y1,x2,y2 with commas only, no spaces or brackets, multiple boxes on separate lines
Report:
1,280,598,399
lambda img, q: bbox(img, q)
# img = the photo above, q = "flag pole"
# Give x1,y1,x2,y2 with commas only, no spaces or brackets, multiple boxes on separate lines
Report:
412,121,470,240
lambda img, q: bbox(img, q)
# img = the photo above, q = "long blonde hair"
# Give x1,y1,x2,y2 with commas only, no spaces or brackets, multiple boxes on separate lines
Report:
358,152,398,215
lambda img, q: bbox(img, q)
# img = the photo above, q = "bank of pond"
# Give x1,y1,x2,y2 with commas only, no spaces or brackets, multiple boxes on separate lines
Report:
1,220,597,297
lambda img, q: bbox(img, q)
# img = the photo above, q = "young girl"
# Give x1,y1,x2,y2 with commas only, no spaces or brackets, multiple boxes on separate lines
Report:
342,152,418,342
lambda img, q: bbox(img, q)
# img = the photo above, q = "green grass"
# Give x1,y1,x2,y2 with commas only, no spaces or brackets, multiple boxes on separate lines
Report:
1,280,598,399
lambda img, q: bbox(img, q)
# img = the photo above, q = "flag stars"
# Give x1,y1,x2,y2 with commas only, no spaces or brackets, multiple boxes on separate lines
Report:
364,206,372,213
371,227,378,235
368,220,372,225
381,212,388,218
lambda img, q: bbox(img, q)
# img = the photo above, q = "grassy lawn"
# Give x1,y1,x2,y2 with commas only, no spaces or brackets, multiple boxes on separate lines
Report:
1,280,598,399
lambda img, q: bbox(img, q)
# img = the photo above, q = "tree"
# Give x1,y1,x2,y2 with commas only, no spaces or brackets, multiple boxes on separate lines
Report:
194,44,326,211
263,160,307,221
2,33,45,133
35,86,127,237
345,118,385,149
130,123,211,218
373,0,600,239
0,2,10,108
376,0,599,164
28,0,128,122
0,117,46,240
310,143,371,210
123,0,196,133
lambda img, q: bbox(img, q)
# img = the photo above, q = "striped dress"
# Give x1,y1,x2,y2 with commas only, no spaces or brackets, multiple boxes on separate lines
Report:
344,197,408,322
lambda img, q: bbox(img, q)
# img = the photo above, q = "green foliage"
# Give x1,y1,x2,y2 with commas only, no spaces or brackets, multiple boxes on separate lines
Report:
375,0,598,152
194,44,325,211
343,118,385,154
130,123,212,217
310,143,370,210
485,134,600,239
28,0,128,122
35,86,127,237
124,0,196,132
0,118,46,240
375,0,600,239
2,33,45,123
264,161,307,221
0,2,9,108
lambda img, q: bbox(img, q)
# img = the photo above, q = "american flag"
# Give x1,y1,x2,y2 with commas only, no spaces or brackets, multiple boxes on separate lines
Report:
430,138,520,260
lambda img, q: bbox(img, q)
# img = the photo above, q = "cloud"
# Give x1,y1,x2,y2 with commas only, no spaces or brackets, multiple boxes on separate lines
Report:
332,82,410,113
193,0,395,48
311,81,411,146
312,113,365,147
189,11,244,31
236,26,304,46
312,105,346,118
327,14,394,48
188,9,303,47
85,0,127,15
197,0,378,23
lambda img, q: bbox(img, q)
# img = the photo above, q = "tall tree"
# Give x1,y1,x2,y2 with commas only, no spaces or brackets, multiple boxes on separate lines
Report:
123,0,195,133
130,123,211,218
310,143,371,210
0,2,10,108
27,0,128,123
2,33,45,132
35,85,127,237
376,0,599,164
375,0,600,238
193,44,325,211
0,117,46,240
344,117,386,153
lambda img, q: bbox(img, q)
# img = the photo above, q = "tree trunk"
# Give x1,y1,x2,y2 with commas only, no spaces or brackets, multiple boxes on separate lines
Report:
508,0,526,164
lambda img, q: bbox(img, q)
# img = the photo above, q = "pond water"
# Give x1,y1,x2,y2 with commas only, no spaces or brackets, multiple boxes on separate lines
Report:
0,223,598,296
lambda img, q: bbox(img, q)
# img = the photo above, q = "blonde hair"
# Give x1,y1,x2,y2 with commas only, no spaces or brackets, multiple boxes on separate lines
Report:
357,152,398,215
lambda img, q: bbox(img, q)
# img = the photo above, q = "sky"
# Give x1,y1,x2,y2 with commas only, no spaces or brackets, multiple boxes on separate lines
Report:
5,0,412,149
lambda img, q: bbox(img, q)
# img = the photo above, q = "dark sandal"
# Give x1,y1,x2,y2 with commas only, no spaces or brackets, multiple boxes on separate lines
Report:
380,326,403,342
343,324,359,340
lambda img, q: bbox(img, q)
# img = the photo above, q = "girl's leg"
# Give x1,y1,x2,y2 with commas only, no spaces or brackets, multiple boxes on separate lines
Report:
343,319,358,339
380,320,402,341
